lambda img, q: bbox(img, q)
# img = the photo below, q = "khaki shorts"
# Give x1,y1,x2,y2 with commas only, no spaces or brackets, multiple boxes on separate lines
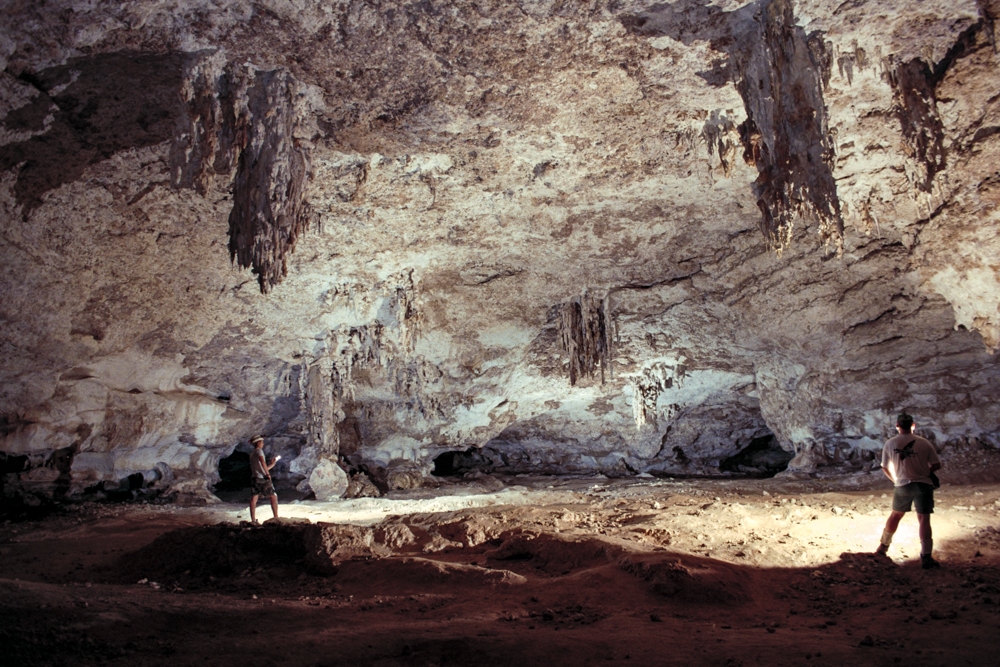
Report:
251,476,275,498
892,482,934,514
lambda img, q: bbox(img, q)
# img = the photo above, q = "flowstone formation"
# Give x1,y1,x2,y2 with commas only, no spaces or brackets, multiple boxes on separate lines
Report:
1,0,999,505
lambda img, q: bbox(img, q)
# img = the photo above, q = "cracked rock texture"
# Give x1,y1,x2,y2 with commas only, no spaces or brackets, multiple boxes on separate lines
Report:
1,0,999,501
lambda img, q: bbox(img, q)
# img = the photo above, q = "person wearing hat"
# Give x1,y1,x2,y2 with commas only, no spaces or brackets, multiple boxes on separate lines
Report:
249,435,280,524
875,412,942,568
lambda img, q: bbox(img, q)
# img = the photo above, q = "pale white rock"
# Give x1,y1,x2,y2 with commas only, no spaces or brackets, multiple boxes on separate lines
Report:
302,459,349,502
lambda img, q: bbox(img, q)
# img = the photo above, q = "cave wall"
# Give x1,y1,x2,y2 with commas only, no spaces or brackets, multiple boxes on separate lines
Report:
1,0,999,501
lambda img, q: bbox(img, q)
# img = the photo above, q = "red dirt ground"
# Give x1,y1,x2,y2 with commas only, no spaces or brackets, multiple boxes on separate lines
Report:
3,464,1000,666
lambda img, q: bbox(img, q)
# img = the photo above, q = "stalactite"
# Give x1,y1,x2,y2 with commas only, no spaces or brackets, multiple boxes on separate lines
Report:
701,110,740,178
886,21,984,193
318,272,425,413
170,53,225,196
631,361,687,429
980,0,999,50
329,324,385,403
289,356,347,498
623,0,843,252
227,68,313,294
297,358,340,464
731,0,843,252
557,294,612,386
169,58,318,294
385,270,422,354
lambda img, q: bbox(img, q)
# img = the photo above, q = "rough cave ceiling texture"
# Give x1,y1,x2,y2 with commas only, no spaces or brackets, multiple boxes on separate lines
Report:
1,0,1000,500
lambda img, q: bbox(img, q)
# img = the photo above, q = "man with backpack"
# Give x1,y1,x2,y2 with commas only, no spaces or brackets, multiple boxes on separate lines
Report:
875,412,942,568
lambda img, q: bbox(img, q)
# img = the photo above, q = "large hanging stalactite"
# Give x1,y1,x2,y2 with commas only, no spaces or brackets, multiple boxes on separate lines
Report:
887,19,984,193
557,294,612,386
226,68,313,294
622,0,843,251
730,0,842,251
169,57,316,293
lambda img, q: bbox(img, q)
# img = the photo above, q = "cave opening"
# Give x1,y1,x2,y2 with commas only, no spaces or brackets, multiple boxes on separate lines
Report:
431,447,494,477
90,472,148,502
0,451,29,476
213,450,252,501
719,433,793,477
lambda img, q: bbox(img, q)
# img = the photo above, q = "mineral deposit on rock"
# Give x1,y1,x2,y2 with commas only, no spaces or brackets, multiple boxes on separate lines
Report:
1,0,999,502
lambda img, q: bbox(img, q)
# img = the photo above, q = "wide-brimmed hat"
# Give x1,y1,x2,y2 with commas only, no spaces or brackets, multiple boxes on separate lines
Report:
250,435,264,444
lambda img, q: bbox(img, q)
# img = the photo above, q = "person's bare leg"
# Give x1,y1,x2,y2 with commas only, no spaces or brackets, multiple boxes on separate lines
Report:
250,495,259,523
917,512,932,543
884,510,905,533
876,510,905,554
916,512,939,567
918,515,940,567
269,494,279,520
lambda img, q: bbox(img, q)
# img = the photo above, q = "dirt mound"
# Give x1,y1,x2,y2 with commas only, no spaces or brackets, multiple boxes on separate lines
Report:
113,521,313,581
114,515,760,606
618,552,751,604
486,533,627,576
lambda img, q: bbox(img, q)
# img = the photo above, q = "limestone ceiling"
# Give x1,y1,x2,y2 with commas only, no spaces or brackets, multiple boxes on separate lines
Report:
1,0,999,498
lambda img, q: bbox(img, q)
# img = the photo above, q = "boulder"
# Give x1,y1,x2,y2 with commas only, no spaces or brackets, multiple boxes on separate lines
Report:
386,462,425,491
345,471,381,498
304,459,349,501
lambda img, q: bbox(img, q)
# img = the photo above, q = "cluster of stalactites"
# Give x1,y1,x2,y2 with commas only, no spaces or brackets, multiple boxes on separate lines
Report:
169,57,314,294
731,0,844,254
557,294,612,386
630,360,686,429
226,69,313,293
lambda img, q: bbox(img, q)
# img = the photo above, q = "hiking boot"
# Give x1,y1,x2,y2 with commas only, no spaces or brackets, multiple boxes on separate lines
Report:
921,554,941,569
874,543,889,556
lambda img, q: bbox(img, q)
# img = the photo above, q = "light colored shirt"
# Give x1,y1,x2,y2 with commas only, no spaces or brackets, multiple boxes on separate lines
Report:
250,448,268,479
881,433,940,487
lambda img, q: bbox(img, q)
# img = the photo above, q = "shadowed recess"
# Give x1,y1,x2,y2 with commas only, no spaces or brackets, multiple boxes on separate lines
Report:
0,52,195,217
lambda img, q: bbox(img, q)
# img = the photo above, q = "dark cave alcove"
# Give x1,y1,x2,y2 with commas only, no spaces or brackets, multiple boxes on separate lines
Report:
719,434,793,477
213,450,252,501
432,447,495,477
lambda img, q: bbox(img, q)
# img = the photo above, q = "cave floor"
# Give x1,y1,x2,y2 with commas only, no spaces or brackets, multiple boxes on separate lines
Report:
3,463,1000,667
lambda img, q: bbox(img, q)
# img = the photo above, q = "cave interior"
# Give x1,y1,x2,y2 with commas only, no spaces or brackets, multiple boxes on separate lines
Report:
2,0,1000,665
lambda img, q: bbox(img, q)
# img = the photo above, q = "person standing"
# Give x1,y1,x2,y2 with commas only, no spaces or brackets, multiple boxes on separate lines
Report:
249,435,279,524
875,413,942,568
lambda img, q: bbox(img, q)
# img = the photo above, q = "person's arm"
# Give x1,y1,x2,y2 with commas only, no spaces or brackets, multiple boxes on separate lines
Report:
923,439,942,474
265,455,281,475
880,441,893,482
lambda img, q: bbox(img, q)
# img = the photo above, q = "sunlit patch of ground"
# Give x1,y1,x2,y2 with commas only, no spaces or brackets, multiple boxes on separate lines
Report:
205,472,1000,568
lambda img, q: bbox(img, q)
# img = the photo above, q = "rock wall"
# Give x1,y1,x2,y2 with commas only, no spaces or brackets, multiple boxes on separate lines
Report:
1,0,999,502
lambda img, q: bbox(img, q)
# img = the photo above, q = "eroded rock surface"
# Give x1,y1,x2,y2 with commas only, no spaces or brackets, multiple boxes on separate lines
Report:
1,0,999,502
